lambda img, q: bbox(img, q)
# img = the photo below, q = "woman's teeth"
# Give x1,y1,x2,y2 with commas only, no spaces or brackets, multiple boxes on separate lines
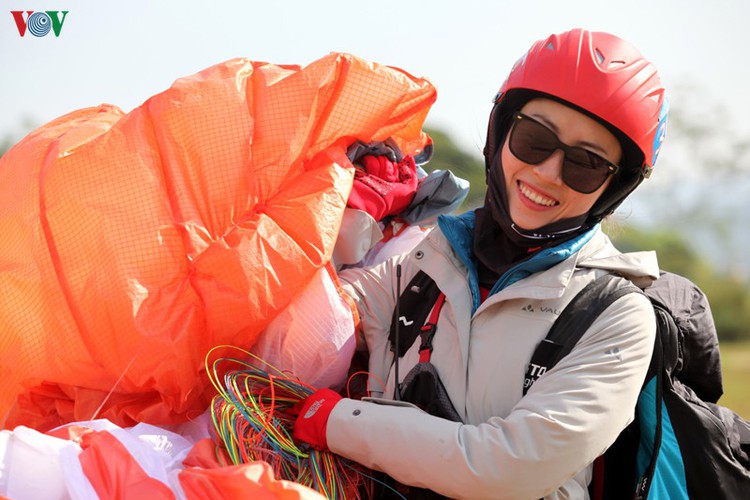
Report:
519,182,558,207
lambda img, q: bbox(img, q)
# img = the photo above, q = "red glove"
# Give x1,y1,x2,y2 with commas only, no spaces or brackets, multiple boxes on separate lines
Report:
347,154,418,221
292,388,342,450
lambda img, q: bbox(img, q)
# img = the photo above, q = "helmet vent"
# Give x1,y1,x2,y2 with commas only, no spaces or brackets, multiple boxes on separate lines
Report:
594,48,605,65
608,60,626,68
545,41,555,50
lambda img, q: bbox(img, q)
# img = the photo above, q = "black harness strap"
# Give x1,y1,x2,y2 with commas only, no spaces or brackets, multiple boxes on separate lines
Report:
389,270,442,357
523,274,642,396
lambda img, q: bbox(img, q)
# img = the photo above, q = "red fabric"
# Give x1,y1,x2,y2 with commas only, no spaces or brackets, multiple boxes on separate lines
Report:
179,461,324,500
292,388,342,450
182,438,232,469
78,430,175,499
418,292,447,363
347,154,418,221
479,286,491,304
591,455,605,500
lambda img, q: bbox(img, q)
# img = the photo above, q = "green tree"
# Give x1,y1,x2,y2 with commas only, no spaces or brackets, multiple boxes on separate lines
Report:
611,224,750,342
608,224,713,280
423,126,486,210
0,136,13,159
1,117,37,159
627,83,750,282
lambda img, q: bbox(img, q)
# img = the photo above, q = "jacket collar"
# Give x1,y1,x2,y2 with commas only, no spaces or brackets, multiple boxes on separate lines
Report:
421,213,659,313
435,212,600,313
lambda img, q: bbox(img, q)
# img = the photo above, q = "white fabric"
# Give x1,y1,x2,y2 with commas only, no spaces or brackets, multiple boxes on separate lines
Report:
358,223,428,268
0,426,79,499
109,423,193,495
59,442,98,500
252,267,356,390
0,418,206,499
331,208,383,269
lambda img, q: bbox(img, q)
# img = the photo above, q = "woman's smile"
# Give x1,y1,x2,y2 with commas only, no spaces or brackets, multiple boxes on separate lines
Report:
517,180,560,209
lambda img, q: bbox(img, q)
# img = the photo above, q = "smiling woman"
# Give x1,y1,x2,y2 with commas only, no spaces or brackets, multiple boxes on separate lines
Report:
500,98,623,230
287,28,673,499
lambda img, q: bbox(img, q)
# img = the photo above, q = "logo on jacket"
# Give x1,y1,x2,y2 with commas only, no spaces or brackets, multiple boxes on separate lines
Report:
523,363,548,390
398,316,414,326
605,347,623,362
521,304,561,316
10,10,69,37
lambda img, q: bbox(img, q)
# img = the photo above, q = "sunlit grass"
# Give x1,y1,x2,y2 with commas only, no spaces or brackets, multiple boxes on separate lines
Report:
718,340,750,419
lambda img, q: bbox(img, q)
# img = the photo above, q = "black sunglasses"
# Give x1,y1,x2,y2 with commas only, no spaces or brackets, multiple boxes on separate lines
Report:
508,113,620,194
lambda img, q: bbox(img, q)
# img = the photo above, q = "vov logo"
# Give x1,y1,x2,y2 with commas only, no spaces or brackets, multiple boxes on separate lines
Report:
11,11,69,37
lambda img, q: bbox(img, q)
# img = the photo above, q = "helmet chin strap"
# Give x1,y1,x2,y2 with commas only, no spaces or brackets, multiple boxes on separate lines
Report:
509,222,585,241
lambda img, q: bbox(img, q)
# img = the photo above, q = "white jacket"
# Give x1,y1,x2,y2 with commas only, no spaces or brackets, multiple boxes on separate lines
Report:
332,225,659,499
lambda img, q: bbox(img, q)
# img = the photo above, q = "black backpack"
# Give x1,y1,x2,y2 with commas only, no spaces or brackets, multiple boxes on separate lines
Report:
530,272,750,499
389,270,750,499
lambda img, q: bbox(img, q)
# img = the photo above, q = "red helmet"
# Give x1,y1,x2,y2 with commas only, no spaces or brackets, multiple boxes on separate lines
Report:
488,28,668,175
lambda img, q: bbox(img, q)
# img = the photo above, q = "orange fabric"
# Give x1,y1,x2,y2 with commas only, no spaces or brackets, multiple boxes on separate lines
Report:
180,461,325,500
182,438,233,469
180,439,325,499
79,430,176,499
0,53,436,430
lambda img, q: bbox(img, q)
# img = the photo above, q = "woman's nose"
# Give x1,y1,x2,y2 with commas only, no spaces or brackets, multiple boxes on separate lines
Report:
533,149,565,185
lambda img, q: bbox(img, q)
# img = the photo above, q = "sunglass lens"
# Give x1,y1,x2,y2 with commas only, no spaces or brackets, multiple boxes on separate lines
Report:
510,114,616,194
563,150,610,193
510,118,558,164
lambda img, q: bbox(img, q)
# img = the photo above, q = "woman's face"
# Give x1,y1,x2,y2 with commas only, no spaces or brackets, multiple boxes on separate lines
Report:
500,98,622,230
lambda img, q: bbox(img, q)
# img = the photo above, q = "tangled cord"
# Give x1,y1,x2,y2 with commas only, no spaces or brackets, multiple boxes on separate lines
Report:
205,345,380,499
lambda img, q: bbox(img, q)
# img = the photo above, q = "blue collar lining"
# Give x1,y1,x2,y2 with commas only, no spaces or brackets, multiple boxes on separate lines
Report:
437,212,598,313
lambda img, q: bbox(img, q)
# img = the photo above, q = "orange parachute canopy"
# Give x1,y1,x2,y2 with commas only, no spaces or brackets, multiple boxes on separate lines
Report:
0,53,435,431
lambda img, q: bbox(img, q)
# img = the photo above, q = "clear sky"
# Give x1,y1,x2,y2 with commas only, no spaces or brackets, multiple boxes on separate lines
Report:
2,0,749,156
2,0,750,276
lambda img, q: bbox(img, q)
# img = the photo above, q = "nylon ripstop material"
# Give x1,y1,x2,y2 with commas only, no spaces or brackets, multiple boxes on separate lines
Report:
0,53,436,431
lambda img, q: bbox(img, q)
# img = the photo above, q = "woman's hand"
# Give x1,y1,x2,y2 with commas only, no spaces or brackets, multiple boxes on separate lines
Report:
292,388,343,450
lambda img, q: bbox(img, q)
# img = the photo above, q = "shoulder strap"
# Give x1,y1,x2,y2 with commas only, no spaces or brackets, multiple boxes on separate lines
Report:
417,292,447,363
389,270,442,358
523,273,642,395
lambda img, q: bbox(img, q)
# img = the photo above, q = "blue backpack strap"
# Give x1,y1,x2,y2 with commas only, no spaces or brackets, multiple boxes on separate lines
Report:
634,312,666,500
523,273,642,395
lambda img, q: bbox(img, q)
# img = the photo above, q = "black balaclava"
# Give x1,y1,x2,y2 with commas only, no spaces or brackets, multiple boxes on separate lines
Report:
473,90,645,286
